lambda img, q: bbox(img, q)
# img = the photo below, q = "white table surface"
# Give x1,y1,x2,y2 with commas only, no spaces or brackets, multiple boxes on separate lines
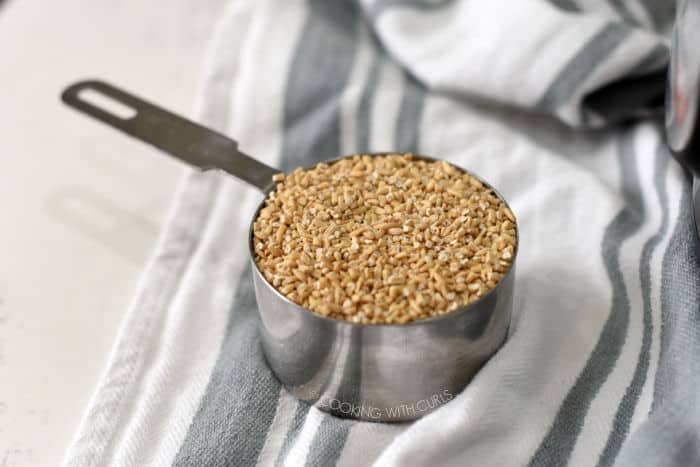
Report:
0,1,226,465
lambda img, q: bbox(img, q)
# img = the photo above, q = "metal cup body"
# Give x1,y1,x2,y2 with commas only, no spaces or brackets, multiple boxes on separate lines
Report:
252,259,514,422
250,155,517,422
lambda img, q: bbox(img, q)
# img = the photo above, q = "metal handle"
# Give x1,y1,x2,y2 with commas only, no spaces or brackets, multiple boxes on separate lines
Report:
61,80,279,192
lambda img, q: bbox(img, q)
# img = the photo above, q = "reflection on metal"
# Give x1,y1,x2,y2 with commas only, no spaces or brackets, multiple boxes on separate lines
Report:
666,0,700,247
666,0,700,160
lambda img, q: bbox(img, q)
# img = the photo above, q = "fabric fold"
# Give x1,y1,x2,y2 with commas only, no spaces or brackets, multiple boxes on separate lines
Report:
360,0,667,126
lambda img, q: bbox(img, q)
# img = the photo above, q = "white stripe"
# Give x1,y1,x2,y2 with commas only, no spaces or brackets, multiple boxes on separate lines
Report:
255,393,300,467
369,60,404,151
339,23,375,155
337,422,406,467
575,0,618,16
283,408,326,467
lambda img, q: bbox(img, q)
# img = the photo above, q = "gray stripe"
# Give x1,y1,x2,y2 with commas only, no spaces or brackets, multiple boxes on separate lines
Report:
638,0,676,32
528,128,645,467
608,0,639,25
357,52,384,153
304,417,355,467
395,73,427,154
173,266,283,467
548,0,580,12
536,23,631,113
274,403,312,467
369,0,455,18
597,141,670,467
281,0,360,169
615,176,700,467
653,175,700,409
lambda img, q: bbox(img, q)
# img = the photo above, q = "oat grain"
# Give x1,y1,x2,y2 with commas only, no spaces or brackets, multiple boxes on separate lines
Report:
253,153,516,324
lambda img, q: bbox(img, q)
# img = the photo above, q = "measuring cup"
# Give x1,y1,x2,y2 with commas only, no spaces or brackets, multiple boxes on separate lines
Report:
61,80,517,422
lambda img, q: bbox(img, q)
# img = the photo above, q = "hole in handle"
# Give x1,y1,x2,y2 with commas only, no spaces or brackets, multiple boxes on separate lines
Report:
77,88,138,120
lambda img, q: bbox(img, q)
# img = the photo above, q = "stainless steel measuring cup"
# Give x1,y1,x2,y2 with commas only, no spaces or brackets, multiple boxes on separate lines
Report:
61,80,518,422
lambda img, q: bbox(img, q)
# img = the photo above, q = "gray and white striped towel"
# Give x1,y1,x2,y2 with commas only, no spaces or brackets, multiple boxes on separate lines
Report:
62,1,700,466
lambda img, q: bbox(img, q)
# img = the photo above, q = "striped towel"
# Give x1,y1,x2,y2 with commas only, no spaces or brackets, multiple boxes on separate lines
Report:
63,1,700,466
